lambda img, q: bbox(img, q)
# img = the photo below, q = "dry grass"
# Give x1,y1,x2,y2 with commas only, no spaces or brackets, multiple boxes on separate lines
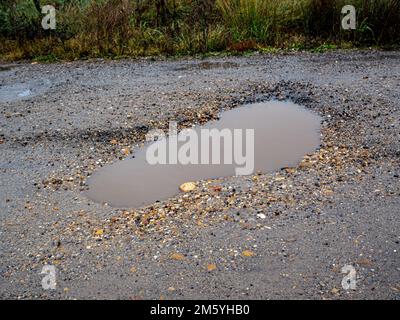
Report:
0,0,398,61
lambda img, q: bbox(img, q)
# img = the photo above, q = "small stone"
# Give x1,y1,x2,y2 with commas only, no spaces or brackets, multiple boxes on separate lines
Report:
242,250,255,257
356,258,373,267
208,185,222,192
284,167,296,174
170,252,185,261
94,229,104,236
322,188,334,196
206,263,217,272
257,213,266,219
121,148,130,155
179,182,196,192
299,160,312,169
331,288,340,294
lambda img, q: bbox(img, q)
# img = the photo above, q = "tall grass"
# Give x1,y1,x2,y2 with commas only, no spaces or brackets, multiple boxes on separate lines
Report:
302,0,400,44
0,0,399,61
216,0,311,49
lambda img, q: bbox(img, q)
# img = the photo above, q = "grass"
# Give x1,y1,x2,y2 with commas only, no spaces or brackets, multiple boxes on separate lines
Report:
0,0,399,61
311,43,338,53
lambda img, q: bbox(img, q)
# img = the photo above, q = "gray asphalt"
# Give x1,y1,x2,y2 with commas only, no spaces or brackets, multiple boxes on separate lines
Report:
0,50,399,299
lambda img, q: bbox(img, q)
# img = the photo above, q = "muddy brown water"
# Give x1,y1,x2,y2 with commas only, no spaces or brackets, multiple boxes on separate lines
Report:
86,101,321,208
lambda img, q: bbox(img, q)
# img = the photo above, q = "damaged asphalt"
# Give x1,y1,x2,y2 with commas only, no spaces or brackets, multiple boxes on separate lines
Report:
0,50,399,299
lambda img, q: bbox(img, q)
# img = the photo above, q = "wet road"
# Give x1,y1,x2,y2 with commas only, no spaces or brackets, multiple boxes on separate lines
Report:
0,50,399,299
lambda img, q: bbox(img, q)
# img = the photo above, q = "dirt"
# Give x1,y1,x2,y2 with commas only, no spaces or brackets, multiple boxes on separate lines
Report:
0,50,399,299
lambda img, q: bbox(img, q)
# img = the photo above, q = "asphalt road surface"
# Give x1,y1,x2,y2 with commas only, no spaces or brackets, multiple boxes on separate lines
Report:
0,50,399,299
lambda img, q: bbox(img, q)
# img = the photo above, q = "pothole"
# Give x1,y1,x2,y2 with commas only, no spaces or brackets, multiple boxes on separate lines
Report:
85,100,321,208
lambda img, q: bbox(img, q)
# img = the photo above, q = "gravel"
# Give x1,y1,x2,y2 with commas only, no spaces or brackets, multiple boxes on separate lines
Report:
0,50,399,299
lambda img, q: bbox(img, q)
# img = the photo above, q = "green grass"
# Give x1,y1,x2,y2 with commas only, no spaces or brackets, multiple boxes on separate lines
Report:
0,0,399,61
311,43,338,53
32,53,59,62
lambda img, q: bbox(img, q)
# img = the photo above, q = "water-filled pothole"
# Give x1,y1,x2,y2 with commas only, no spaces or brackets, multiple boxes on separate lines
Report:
86,101,321,208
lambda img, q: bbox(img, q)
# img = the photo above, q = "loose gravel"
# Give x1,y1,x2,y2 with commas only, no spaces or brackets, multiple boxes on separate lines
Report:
0,50,399,299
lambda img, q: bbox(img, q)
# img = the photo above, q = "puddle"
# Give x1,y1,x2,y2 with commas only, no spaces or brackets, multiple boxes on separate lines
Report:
17,89,32,97
173,61,239,71
0,79,51,103
86,101,321,208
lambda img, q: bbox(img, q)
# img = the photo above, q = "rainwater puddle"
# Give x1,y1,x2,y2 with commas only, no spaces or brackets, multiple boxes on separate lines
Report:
0,79,51,103
173,61,239,71
86,101,321,208
17,89,32,97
